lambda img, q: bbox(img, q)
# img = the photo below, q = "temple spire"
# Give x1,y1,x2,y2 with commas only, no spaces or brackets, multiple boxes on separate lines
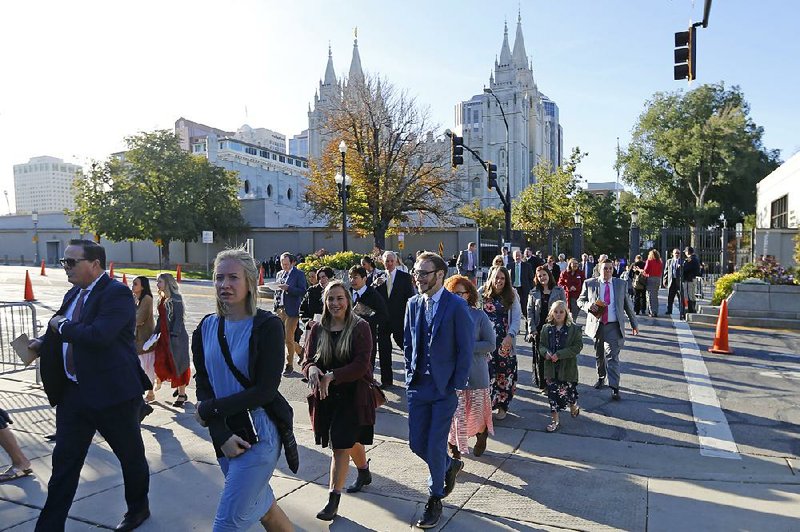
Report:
323,43,337,85
499,20,512,66
511,12,527,67
348,27,364,85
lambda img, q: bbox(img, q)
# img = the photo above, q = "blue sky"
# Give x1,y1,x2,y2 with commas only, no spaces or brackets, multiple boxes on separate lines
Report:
0,0,797,212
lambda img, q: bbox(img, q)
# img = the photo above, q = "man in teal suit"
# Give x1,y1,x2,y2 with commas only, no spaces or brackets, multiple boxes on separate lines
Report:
404,252,474,529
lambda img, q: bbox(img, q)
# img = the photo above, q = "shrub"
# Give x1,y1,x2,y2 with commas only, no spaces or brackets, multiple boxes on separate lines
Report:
297,251,362,275
711,257,796,304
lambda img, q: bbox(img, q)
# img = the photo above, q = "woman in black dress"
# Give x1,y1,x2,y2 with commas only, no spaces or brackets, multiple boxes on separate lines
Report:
302,280,376,522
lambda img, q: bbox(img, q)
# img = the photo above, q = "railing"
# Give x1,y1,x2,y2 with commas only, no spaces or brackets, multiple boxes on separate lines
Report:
0,301,41,383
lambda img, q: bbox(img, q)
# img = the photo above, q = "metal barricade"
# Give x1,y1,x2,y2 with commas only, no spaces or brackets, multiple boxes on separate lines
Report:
0,301,41,383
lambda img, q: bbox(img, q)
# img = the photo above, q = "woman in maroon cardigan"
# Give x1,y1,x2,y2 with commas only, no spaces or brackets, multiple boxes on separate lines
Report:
302,280,376,522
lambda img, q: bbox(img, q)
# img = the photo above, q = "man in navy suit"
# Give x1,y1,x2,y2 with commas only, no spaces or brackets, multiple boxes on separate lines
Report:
404,252,474,528
29,240,150,531
274,252,307,375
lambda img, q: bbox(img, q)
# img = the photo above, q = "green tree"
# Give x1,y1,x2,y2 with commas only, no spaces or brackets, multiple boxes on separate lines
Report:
458,199,504,230
512,148,586,241
619,83,780,234
70,130,246,265
579,191,629,258
305,74,456,249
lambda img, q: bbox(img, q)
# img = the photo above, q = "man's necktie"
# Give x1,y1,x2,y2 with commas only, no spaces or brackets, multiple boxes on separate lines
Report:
386,274,392,297
602,282,611,324
515,263,521,287
353,291,359,304
425,297,434,326
65,289,88,375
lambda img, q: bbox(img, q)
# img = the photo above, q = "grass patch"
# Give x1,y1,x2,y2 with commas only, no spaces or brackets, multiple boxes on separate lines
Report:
115,267,212,280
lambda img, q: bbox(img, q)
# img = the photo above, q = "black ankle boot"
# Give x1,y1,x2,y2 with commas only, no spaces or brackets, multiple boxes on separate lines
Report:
346,460,372,493
316,491,340,521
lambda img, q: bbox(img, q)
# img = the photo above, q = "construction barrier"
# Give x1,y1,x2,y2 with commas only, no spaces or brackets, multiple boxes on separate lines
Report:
708,299,734,355
0,301,41,383
176,264,182,282
40,260,46,276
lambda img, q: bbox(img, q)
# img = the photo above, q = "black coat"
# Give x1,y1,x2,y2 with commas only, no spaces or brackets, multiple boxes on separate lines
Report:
375,269,415,335
352,285,389,335
299,284,324,320
509,260,534,293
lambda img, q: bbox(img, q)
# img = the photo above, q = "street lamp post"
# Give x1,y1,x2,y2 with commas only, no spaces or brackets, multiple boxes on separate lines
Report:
572,209,583,259
720,213,729,274
484,88,511,246
32,210,40,266
629,210,640,263
334,141,351,252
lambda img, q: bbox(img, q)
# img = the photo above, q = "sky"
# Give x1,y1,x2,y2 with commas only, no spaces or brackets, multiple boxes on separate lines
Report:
1,0,798,214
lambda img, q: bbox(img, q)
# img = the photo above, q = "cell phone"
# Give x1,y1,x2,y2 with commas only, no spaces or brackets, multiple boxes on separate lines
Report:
225,410,259,445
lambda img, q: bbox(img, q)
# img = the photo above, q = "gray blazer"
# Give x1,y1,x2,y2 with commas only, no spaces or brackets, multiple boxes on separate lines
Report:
166,297,191,375
576,277,638,340
466,307,495,389
526,286,567,334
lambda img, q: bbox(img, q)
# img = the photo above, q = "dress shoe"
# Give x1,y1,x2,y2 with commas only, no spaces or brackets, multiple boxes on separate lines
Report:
316,491,340,521
346,460,372,493
473,428,489,457
282,364,293,376
594,378,605,389
416,496,442,529
611,387,621,401
114,508,150,531
449,443,461,460
443,458,463,497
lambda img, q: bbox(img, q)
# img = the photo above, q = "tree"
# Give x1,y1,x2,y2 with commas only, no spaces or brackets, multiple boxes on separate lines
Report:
579,191,629,258
619,83,780,234
458,199,504,230
512,148,586,242
70,130,246,265
305,74,456,249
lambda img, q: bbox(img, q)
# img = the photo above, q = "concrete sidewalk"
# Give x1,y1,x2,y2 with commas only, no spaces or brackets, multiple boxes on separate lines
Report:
2,312,800,530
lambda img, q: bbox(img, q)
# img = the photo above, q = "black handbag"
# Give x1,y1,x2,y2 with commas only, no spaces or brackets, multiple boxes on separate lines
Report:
217,316,300,473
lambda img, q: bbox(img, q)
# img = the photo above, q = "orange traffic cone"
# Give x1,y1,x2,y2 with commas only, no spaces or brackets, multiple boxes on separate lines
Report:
176,264,182,282
708,299,734,355
109,262,115,279
24,270,35,301
40,260,46,276
121,273,128,286
258,266,265,286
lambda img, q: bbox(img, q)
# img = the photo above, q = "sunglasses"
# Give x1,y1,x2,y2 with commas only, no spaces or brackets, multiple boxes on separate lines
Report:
59,258,90,268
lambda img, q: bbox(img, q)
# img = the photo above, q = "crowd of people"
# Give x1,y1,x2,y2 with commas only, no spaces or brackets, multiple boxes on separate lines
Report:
0,239,706,530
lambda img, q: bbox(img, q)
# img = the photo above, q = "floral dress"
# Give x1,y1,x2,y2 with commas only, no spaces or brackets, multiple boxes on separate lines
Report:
485,296,516,411
546,326,579,413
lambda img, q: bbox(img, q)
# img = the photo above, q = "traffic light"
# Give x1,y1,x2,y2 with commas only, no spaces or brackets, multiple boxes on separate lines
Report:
450,134,464,168
486,161,498,189
674,26,697,81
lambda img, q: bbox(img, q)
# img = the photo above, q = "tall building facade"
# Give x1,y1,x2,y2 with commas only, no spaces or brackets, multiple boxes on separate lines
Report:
453,15,563,210
13,156,82,214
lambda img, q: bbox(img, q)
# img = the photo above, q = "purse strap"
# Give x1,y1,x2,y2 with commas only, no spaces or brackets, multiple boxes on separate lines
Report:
217,316,253,390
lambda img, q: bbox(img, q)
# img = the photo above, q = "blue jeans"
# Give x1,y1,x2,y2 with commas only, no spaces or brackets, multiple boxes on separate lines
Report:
407,375,458,498
214,409,280,531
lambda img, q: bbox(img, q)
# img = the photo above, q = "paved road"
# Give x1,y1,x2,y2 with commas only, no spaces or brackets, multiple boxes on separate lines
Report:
1,265,799,530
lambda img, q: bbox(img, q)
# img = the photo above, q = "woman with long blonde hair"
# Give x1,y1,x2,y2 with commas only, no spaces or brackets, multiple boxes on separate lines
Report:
302,280,376,522
539,300,583,433
154,272,191,406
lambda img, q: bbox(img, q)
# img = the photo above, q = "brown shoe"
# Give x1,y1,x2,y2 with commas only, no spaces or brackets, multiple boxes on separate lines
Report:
473,428,489,457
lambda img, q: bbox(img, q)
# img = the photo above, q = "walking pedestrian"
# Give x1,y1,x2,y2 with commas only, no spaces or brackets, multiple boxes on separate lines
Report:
30,239,150,531
154,273,191,407
192,248,293,531
643,250,663,317
558,258,585,322
577,259,639,400
631,255,647,315
663,249,682,315
480,266,522,420
274,252,307,375
302,281,377,521
404,252,474,528
526,266,566,393
0,408,32,483
132,276,156,403
539,301,583,432
444,276,495,459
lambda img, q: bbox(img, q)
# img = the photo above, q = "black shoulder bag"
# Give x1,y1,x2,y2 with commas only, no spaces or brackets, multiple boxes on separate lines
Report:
216,316,300,473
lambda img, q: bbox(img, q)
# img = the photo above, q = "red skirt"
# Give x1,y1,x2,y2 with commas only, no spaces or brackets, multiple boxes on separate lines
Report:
153,313,191,387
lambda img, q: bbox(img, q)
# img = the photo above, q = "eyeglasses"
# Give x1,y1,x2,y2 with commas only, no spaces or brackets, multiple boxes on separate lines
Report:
453,290,468,296
411,269,438,278
59,258,89,268
602,266,614,271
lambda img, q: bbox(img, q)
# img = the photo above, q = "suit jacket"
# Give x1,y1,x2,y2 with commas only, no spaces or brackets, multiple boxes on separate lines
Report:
456,249,477,275
582,260,595,278
501,255,512,268
663,258,682,287
527,255,544,270
576,277,638,340
352,285,389,335
375,269,415,335
403,289,475,395
683,255,700,281
275,266,307,317
509,260,534,293
38,273,147,409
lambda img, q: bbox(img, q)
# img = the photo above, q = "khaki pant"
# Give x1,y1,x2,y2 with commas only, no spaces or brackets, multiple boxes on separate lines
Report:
276,309,301,367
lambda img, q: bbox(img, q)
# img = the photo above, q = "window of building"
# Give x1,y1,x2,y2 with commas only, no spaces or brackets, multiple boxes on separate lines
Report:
260,150,268,158
267,184,273,197
287,188,293,200
471,177,481,197
245,147,257,156
770,195,788,228
244,179,250,194
279,156,285,163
